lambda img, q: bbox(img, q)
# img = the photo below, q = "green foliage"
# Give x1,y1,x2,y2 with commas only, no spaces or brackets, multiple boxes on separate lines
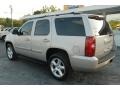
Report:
33,5,60,15
13,20,23,27
0,18,5,25
0,18,24,27
34,10,42,15
0,5,60,27
5,18,11,27
49,5,60,12
109,20,120,30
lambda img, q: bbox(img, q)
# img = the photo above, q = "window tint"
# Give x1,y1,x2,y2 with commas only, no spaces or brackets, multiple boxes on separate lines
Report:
88,16,112,35
20,21,33,35
34,20,50,35
55,17,85,36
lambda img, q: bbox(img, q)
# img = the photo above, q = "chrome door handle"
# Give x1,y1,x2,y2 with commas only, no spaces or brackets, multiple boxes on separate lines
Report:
43,39,50,42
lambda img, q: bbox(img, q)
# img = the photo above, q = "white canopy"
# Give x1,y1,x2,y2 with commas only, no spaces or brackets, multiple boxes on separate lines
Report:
23,5,120,20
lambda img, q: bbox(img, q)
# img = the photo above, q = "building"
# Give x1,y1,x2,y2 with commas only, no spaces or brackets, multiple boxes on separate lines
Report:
64,5,84,10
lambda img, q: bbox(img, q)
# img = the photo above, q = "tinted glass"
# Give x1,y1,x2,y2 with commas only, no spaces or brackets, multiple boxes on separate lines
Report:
34,20,50,35
55,17,85,36
20,21,33,35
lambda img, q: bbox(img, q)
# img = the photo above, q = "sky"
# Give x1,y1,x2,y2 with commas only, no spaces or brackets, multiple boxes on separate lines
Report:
0,0,120,20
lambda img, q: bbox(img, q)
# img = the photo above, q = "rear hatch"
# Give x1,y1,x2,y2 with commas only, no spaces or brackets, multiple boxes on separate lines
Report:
88,15,115,63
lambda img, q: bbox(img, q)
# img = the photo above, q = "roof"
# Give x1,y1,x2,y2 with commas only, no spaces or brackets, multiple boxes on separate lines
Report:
23,5,120,20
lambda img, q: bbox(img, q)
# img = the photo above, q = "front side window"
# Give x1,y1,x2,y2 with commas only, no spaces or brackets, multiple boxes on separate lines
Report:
20,21,33,36
55,17,85,36
34,20,50,35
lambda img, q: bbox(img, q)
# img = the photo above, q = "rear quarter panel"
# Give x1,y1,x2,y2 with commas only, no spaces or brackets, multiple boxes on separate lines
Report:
51,15,89,58
95,35,114,59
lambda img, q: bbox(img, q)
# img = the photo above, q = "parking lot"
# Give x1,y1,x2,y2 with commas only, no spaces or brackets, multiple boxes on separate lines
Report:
0,40,120,85
114,30,120,47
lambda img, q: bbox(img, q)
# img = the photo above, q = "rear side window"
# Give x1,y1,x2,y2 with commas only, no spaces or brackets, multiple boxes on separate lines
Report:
88,16,112,35
55,17,85,36
34,20,50,35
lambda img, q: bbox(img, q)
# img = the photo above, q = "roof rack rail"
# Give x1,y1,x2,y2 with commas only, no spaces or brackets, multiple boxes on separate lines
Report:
23,11,81,20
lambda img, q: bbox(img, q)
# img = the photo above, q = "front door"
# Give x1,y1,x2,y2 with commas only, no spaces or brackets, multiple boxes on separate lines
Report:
14,21,34,57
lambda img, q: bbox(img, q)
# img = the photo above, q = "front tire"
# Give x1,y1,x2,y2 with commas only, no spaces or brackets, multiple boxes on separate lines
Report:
6,44,17,60
48,52,71,80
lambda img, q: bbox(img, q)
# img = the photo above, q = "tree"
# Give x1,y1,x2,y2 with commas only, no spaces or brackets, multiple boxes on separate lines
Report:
5,18,11,27
41,5,49,13
109,20,120,30
33,10,42,15
0,17,25,27
49,5,60,12
33,5,60,15
0,18,5,25
13,20,23,27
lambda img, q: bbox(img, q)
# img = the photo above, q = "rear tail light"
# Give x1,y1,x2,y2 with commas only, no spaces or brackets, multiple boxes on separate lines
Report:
85,36,96,57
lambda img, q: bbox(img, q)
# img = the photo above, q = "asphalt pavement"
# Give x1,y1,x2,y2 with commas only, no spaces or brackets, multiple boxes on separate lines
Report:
0,40,120,85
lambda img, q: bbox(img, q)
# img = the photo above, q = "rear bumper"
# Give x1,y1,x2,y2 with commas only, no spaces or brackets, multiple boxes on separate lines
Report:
70,54,115,71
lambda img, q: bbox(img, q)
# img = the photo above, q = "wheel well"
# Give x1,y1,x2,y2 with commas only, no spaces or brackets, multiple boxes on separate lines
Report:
2,35,6,38
46,48,69,61
5,42,13,48
2,35,6,37
46,48,72,70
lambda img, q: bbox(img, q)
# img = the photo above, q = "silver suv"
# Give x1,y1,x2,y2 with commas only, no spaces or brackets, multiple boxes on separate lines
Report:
5,13,116,80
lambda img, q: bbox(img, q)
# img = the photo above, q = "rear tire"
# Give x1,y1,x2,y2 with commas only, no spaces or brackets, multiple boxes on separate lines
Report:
6,44,17,61
48,52,71,80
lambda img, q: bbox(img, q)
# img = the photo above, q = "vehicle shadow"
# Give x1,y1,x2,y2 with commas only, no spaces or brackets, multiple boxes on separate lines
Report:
16,54,120,85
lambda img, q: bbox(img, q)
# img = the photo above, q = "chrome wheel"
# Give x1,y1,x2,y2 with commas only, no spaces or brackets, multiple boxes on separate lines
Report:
7,46,13,59
50,58,65,78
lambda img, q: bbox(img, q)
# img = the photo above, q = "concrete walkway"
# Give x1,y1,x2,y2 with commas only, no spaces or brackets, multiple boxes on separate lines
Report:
114,30,120,47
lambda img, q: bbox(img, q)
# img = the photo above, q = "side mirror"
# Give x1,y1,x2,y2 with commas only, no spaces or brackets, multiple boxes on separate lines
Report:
12,29,19,35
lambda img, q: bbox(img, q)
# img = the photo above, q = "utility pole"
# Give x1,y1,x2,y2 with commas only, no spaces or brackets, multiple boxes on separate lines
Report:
9,5,13,28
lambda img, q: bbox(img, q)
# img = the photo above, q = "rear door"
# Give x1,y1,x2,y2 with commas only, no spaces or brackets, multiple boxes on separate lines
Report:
53,15,87,57
88,16,114,59
31,18,51,61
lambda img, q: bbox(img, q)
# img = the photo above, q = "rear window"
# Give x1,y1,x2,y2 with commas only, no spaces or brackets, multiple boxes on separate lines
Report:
55,17,85,36
88,16,112,35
